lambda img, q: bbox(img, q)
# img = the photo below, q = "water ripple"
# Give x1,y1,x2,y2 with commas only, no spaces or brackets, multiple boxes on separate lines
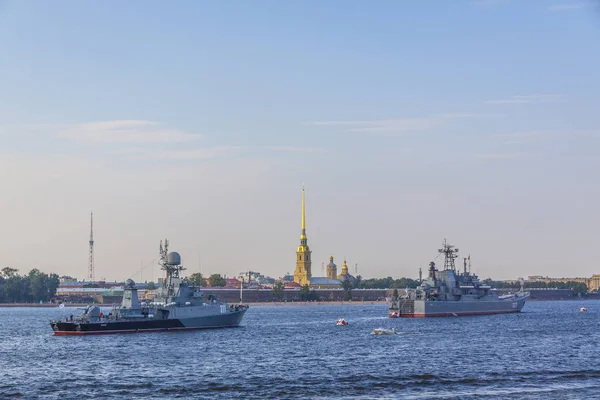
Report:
1,301,599,398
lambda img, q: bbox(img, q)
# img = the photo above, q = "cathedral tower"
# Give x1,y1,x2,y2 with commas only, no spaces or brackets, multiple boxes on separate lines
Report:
294,185,312,286
341,259,349,276
326,255,337,280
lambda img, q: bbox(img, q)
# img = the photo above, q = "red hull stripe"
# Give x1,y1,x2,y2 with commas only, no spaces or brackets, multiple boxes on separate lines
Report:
401,309,521,318
53,325,237,335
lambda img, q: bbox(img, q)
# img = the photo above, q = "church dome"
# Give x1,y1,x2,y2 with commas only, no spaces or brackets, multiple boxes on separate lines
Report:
341,259,349,274
327,255,337,269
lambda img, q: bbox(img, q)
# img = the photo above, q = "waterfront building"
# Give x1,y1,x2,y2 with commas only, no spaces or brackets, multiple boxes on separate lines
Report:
588,274,600,292
291,185,356,289
337,259,357,284
326,256,337,279
527,275,597,291
293,185,312,286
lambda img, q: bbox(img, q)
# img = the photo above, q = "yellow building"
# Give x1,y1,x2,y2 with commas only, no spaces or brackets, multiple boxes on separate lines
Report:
588,275,600,292
326,255,337,280
337,259,356,283
293,185,312,286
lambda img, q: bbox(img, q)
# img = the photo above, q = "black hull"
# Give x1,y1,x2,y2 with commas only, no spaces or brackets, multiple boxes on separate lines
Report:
50,310,245,335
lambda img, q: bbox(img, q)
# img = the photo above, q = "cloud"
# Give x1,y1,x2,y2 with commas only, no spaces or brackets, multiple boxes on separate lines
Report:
435,113,480,118
306,118,435,134
548,3,587,11
306,113,492,135
113,145,326,161
260,146,325,153
485,95,567,104
436,113,503,119
0,123,69,136
476,152,527,159
58,120,201,144
492,130,555,139
493,130,600,140
306,118,433,133
306,114,488,135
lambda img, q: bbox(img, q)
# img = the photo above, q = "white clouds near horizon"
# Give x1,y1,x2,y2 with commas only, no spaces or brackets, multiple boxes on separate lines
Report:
548,3,588,11
58,120,201,144
484,94,567,104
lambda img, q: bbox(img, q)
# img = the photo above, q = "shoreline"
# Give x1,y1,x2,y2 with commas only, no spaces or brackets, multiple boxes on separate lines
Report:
0,301,386,308
0,299,590,308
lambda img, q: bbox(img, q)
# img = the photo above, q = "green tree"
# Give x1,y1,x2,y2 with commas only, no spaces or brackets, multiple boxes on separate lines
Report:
299,284,311,301
47,273,59,299
340,279,353,301
188,273,206,287
272,281,284,301
208,274,226,287
0,269,59,303
1,266,18,278
353,275,362,289
28,269,48,301
2,275,25,302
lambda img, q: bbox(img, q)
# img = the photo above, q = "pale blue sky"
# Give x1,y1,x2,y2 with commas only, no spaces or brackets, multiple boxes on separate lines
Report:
1,0,599,281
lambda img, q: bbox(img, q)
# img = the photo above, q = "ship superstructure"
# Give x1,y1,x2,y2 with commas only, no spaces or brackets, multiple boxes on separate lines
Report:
388,240,529,317
50,239,248,335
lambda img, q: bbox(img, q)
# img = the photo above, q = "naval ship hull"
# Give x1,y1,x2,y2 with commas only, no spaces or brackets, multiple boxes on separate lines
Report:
394,294,529,318
51,309,247,335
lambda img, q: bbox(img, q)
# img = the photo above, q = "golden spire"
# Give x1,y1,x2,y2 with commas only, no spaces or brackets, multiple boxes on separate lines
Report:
300,184,306,240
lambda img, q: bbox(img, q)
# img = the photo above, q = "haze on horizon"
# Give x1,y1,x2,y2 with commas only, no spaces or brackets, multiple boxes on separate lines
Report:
1,0,599,283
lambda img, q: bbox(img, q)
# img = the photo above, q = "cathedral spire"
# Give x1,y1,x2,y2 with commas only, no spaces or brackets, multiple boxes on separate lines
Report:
300,184,306,240
294,184,311,286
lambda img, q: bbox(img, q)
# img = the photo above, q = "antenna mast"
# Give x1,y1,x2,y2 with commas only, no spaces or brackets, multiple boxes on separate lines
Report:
438,238,459,271
88,212,95,281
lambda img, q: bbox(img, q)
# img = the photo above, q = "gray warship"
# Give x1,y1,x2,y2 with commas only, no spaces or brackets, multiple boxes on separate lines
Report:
50,239,248,335
388,240,529,317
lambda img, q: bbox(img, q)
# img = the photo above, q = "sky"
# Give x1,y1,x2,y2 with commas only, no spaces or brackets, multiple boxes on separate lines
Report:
1,0,599,282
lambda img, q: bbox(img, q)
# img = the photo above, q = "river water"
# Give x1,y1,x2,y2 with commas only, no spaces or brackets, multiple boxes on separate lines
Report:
1,300,598,399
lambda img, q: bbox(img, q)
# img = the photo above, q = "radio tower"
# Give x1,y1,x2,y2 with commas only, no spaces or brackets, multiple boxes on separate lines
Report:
88,212,95,281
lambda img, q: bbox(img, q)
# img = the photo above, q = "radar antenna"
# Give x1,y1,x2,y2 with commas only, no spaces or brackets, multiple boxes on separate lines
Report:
159,239,186,284
438,238,460,271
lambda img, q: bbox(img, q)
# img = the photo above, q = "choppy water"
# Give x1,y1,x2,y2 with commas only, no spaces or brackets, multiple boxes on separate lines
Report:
1,300,599,399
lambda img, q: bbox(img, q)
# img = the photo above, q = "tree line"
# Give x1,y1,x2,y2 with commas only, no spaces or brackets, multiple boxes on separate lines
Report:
187,273,226,287
482,278,588,296
0,267,60,303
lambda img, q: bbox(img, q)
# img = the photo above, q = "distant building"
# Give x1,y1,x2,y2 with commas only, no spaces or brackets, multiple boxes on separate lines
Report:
337,259,356,283
326,256,337,280
284,281,301,289
237,271,276,286
293,186,312,286
309,277,342,289
527,275,597,291
224,278,242,289
588,274,600,292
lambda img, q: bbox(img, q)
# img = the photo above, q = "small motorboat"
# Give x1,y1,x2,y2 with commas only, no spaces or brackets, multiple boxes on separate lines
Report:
336,318,348,326
580,307,587,312
371,327,397,335
389,312,399,318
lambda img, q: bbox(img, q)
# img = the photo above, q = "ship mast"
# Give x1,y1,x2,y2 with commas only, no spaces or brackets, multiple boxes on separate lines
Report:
159,239,185,288
438,239,459,271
